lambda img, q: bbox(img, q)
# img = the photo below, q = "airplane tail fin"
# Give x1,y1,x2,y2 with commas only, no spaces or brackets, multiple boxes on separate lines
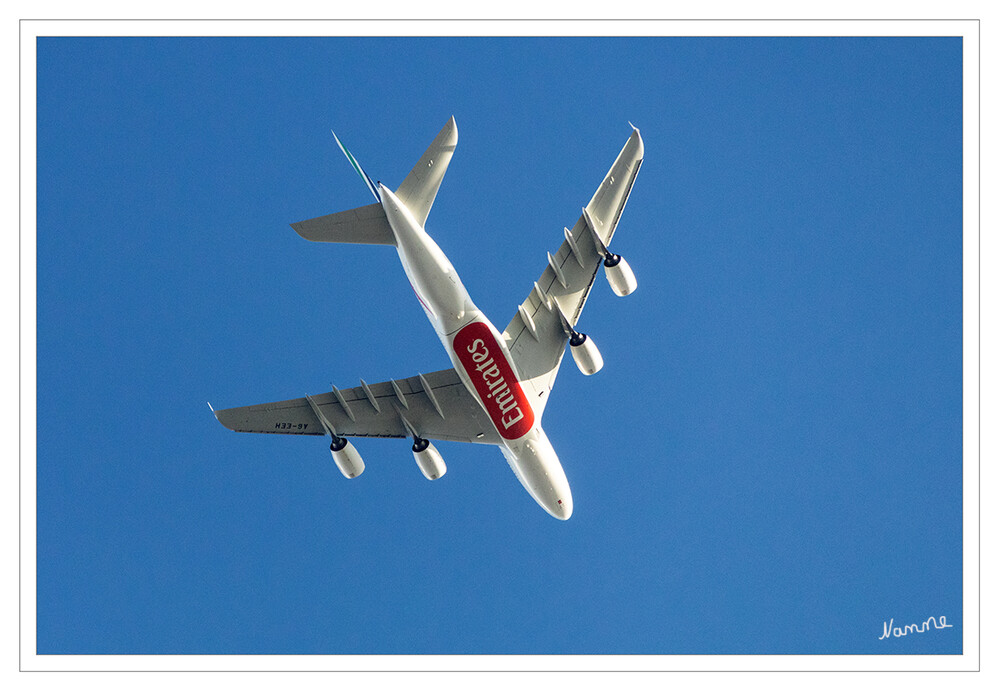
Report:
290,117,458,244
395,116,458,227
332,129,382,203
290,129,395,245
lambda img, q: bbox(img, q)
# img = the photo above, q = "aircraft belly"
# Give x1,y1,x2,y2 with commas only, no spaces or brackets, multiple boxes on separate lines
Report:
381,185,470,327
450,320,536,441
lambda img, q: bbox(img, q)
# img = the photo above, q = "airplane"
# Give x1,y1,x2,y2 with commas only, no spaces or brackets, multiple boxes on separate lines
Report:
211,117,644,520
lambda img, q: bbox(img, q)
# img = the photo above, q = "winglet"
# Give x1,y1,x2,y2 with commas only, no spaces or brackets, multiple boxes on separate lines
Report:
208,401,225,426
331,129,382,203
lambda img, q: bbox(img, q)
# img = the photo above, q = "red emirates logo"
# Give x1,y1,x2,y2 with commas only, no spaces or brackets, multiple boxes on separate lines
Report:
453,322,534,440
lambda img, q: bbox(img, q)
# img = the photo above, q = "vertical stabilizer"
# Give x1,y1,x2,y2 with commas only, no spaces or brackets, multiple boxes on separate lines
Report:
332,129,382,203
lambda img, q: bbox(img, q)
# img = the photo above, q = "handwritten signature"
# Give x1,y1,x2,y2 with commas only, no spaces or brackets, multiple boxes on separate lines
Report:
879,615,953,640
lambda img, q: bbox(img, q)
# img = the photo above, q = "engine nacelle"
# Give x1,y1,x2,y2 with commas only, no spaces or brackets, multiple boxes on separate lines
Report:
330,436,365,479
412,437,447,480
603,254,637,296
570,332,604,375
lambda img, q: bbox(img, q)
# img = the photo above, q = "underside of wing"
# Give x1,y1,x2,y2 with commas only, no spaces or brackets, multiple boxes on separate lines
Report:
502,127,644,395
214,368,501,445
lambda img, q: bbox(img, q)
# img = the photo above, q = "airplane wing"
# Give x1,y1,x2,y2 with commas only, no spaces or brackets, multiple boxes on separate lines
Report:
213,367,501,444
502,127,644,395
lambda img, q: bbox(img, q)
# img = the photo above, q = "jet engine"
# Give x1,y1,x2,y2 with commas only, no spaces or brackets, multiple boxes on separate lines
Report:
330,435,365,479
570,331,604,375
603,253,637,296
412,437,447,480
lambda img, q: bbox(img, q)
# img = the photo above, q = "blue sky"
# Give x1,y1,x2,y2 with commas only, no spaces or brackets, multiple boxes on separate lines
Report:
34,35,964,657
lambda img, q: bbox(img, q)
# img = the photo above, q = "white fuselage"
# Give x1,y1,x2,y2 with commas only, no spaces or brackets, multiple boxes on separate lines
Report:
378,184,573,520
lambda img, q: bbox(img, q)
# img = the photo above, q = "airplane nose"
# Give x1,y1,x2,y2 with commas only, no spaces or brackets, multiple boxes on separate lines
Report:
504,429,574,520
552,493,573,520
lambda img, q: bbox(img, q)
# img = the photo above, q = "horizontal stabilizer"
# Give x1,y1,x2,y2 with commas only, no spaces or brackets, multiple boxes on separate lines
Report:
290,202,396,245
395,116,458,227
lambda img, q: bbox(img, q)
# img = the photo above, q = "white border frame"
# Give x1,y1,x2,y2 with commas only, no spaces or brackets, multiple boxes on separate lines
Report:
18,18,981,673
